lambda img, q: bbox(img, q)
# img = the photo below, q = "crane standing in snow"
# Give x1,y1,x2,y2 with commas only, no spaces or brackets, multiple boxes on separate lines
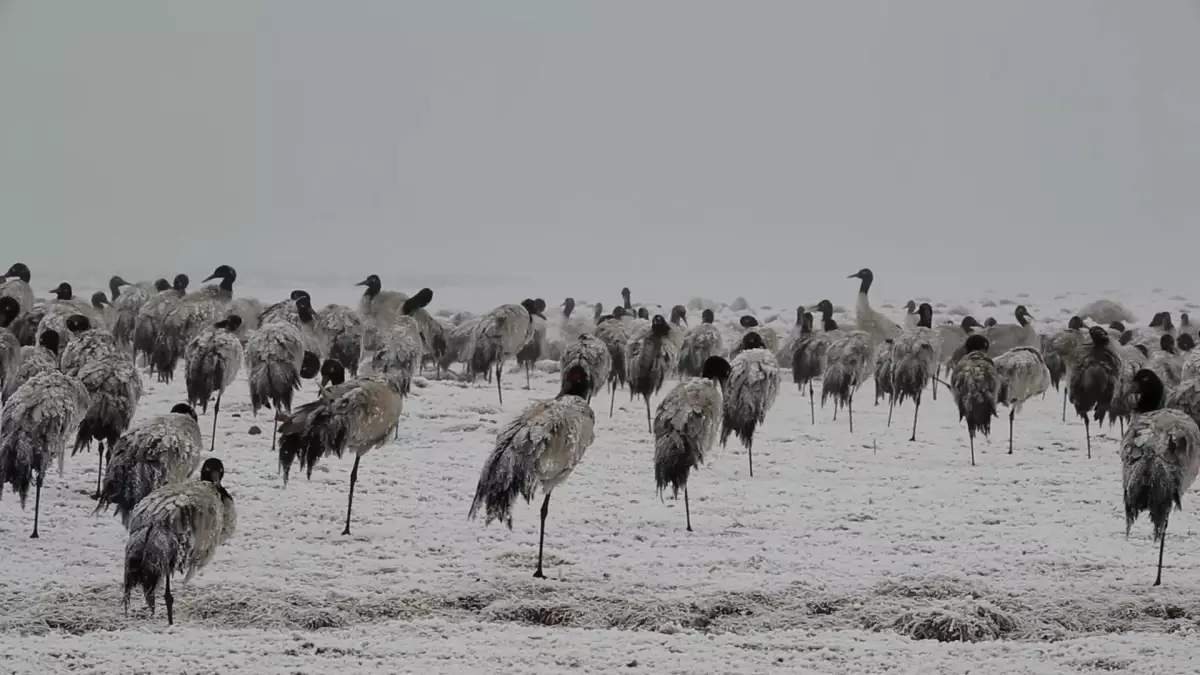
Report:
185,315,244,452
468,365,596,578
721,332,781,476
951,335,1004,466
626,315,680,432
654,356,731,531
993,347,1051,454
1069,326,1123,459
821,329,873,434
889,303,942,441
95,403,203,525
558,333,611,403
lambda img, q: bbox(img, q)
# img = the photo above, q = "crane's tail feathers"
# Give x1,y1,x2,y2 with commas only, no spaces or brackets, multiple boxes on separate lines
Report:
821,364,854,409
278,399,348,484
467,439,539,529
329,334,362,377
123,525,176,615
1124,453,1184,540
654,433,701,498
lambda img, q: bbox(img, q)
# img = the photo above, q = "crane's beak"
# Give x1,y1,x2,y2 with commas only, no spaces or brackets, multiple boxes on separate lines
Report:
847,273,860,279
355,279,370,287
201,273,219,282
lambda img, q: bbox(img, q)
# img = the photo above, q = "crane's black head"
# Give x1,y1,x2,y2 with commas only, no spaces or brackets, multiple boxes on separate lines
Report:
740,331,766,351
520,298,544,320
199,458,225,486
815,299,834,316
65,314,92,333
1149,312,1164,328
961,316,982,331
1117,330,1133,346
295,294,315,322
286,289,309,302
984,317,997,327
320,358,347,388
172,274,190,292
847,268,873,281
154,278,170,292
356,274,383,296
1179,333,1196,351
801,311,814,333
739,315,759,328
650,314,671,337
620,287,631,298
0,297,19,327
534,298,547,314
401,287,434,315
1067,316,1085,331
1182,312,1191,326
904,300,917,312
917,303,934,328
701,356,732,382
109,276,130,295
558,364,592,399
1161,311,1175,330
51,282,73,300
701,308,715,324
202,265,237,284
612,306,626,319
39,329,61,355
1014,305,1033,325
562,297,576,317
795,306,806,323
963,334,990,354
300,351,321,379
91,291,109,308
3,262,31,283
1132,369,1166,413
670,304,687,325
637,307,649,320
1088,325,1111,346
214,314,243,331
1135,344,1150,358
1109,321,1126,333
170,403,199,420
592,302,603,319
1161,333,1176,353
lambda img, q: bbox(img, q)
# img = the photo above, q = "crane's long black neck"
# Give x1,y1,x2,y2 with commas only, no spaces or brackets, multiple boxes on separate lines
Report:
917,311,932,329
364,281,380,299
109,278,122,299
1136,378,1165,413
218,275,235,292
821,308,837,331
858,276,872,295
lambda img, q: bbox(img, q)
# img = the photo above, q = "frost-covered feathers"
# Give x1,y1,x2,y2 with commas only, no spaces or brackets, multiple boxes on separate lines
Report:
951,336,1004,440
889,304,942,406
0,297,21,395
244,321,306,414
96,404,203,525
559,334,611,400
356,275,408,325
318,303,365,375
936,316,983,370
468,368,595,528
791,310,831,390
464,301,537,378
0,370,91,504
72,353,143,455
134,280,187,364
3,332,60,403
367,315,423,396
153,293,230,383
654,357,729,497
185,317,244,413
821,330,873,410
720,334,780,450
873,339,895,403
1069,326,1123,426
277,361,405,482
982,305,1038,356
626,315,679,401
594,311,634,388
0,263,35,317
677,310,724,378
1121,404,1200,542
59,316,118,378
123,458,236,614
993,347,1051,415
111,280,153,349
1043,317,1087,390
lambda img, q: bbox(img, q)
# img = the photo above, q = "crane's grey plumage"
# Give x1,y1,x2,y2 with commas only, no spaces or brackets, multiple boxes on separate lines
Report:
134,275,187,365
889,303,942,441
821,329,873,433
468,365,595,578
186,315,244,452
677,308,724,378
1121,369,1200,586
356,274,408,325
993,346,1051,454
245,316,319,452
626,314,681,432
0,263,35,318
152,266,237,382
1069,326,1124,458
728,315,780,360
72,350,143,497
465,300,539,405
96,403,203,525
792,305,837,424
849,268,900,348
559,333,611,402
654,356,730,531
951,335,1004,466
368,314,423,398
317,303,365,377
59,315,118,378
981,305,1039,356
1043,316,1087,422
278,360,405,535
593,307,634,415
258,291,325,357
873,338,895,419
775,307,807,369
0,297,22,396
517,303,549,389
0,369,91,537
123,457,236,625
3,330,61,404
108,276,156,350
1147,334,1183,388
720,332,780,477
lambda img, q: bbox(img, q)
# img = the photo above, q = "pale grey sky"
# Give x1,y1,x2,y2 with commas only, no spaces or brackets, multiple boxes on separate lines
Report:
3,1,1199,306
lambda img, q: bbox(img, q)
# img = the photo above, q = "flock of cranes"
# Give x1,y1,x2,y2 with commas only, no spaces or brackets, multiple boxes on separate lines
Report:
2,260,1199,626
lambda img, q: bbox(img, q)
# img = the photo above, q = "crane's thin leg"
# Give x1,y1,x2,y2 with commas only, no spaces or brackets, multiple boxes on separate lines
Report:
1061,389,1067,422
609,382,617,417
210,391,221,453
887,399,895,428
833,404,838,422
809,382,815,424
164,574,174,626
524,363,531,390
909,397,920,442
932,369,938,401
1084,418,1091,459
848,394,855,434
30,472,43,538
645,396,652,434
533,491,551,579
342,454,361,536
271,415,279,454
969,432,976,466
1119,417,1124,437
496,364,504,405
684,485,693,532
93,440,105,498
747,437,754,478
1155,526,1168,586
1008,409,1015,455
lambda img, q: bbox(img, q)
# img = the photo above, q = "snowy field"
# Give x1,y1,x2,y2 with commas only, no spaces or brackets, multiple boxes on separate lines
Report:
5,287,1200,675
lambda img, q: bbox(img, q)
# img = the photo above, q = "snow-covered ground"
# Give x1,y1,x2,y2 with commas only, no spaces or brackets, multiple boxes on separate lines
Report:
5,287,1200,674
